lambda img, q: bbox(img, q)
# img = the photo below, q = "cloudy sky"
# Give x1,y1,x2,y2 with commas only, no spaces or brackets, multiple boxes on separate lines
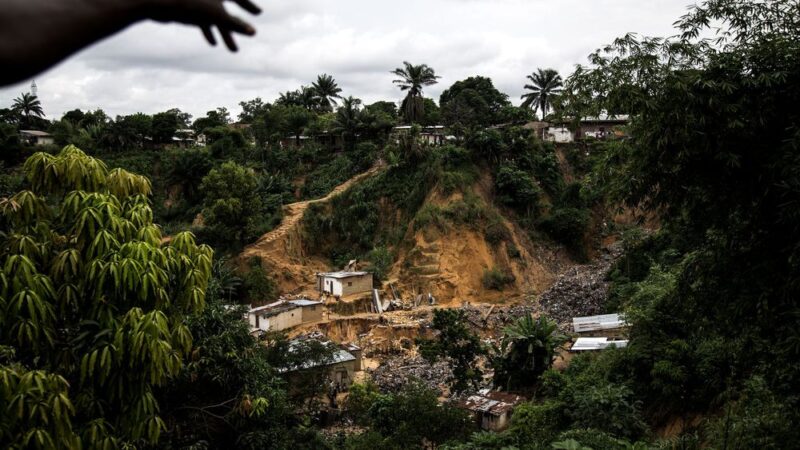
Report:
0,0,693,121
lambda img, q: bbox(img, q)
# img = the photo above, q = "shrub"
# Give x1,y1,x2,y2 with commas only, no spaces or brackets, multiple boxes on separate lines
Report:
494,162,542,217
568,383,647,439
539,207,589,255
241,258,279,304
482,266,516,291
510,400,569,445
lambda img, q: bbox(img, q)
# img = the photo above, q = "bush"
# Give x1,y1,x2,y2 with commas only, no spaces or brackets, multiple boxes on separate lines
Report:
539,207,589,255
568,383,647,440
242,257,279,304
482,267,516,291
509,400,569,445
494,161,542,217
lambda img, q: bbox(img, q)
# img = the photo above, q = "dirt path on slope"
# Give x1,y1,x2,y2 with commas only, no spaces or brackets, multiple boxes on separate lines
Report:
240,162,385,293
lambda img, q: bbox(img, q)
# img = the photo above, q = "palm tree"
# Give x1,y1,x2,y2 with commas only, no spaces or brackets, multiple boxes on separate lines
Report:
312,74,343,112
12,92,45,128
391,62,440,124
521,68,563,119
493,314,567,390
333,96,363,150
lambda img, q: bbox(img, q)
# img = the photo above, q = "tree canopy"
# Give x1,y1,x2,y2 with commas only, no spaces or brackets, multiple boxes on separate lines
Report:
0,145,213,448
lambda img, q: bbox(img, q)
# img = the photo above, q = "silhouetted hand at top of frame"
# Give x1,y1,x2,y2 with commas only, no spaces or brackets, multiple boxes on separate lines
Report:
0,0,262,86
146,0,261,51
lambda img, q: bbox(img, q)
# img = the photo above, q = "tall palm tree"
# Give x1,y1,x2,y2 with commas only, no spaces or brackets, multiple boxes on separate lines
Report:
12,92,45,128
521,68,563,119
333,96,363,150
391,62,440,124
493,314,567,390
312,74,343,112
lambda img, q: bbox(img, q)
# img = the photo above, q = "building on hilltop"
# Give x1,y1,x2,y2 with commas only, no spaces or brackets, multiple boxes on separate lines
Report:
248,298,323,333
20,130,54,146
316,271,373,298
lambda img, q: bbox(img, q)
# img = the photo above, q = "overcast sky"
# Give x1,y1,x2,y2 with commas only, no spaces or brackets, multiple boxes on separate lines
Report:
0,0,693,121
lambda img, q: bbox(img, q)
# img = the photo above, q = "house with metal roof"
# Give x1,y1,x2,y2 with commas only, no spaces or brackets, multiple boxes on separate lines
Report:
316,271,373,297
20,130,54,146
248,298,323,333
456,389,525,431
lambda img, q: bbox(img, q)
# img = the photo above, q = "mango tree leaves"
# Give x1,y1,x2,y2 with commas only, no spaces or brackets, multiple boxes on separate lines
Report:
0,145,213,449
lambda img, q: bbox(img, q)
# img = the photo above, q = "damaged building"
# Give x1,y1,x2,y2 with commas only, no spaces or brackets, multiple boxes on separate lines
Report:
457,389,525,431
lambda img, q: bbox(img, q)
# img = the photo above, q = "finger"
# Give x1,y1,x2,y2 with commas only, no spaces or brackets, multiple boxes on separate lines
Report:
220,28,239,52
202,26,217,46
233,0,262,15
218,14,256,36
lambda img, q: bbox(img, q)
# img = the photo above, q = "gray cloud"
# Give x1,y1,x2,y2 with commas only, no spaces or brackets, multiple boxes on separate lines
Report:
0,0,692,120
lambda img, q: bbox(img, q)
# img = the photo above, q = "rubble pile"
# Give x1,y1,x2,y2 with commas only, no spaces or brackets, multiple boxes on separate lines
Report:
538,245,622,329
460,304,536,331
368,355,453,395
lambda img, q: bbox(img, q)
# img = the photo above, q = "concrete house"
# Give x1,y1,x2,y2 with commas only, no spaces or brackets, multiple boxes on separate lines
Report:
20,130,54,146
279,339,363,391
457,389,525,431
248,299,324,333
317,271,373,297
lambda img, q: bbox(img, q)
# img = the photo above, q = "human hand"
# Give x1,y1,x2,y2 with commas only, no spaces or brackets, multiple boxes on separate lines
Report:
145,0,261,52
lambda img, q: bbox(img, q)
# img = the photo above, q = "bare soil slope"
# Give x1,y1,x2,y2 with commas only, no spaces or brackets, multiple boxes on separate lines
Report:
240,162,385,294
388,174,571,304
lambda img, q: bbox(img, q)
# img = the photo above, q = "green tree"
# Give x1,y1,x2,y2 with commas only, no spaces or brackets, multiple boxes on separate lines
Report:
151,110,180,144
199,161,265,249
12,93,45,128
333,97,363,151
418,309,485,393
521,68,563,119
238,97,269,123
391,62,440,124
440,76,511,127
0,145,213,448
312,74,343,112
493,315,567,390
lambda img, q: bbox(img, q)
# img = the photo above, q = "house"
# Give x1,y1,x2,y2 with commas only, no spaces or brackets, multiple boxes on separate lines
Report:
572,314,627,333
317,271,373,297
20,130,54,146
392,125,449,146
457,389,525,431
278,338,363,391
571,337,629,352
535,114,630,143
248,298,324,333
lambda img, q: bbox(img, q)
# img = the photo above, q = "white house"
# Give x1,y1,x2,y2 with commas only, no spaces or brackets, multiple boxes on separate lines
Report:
20,130,54,146
316,271,373,297
248,299,324,333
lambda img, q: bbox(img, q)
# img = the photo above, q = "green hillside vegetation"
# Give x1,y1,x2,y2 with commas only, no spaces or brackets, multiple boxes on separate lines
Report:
1,0,799,447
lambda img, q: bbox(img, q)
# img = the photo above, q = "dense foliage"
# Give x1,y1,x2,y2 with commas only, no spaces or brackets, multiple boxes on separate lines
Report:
0,146,213,448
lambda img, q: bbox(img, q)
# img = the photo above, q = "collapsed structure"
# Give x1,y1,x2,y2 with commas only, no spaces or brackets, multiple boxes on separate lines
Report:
456,389,526,431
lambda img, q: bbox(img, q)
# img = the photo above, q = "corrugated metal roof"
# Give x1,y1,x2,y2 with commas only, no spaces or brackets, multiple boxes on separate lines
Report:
289,299,323,307
573,313,627,333
20,130,52,137
459,390,524,416
571,337,629,351
317,271,371,279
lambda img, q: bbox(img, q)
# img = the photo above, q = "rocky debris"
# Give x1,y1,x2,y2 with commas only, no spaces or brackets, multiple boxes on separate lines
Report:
538,244,623,330
367,355,453,396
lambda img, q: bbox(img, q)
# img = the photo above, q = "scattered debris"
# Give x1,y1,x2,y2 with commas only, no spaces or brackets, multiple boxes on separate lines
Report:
368,355,453,395
538,245,622,329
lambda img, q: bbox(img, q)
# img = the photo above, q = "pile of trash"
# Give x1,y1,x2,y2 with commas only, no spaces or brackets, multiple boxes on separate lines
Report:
538,246,622,329
367,355,453,395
